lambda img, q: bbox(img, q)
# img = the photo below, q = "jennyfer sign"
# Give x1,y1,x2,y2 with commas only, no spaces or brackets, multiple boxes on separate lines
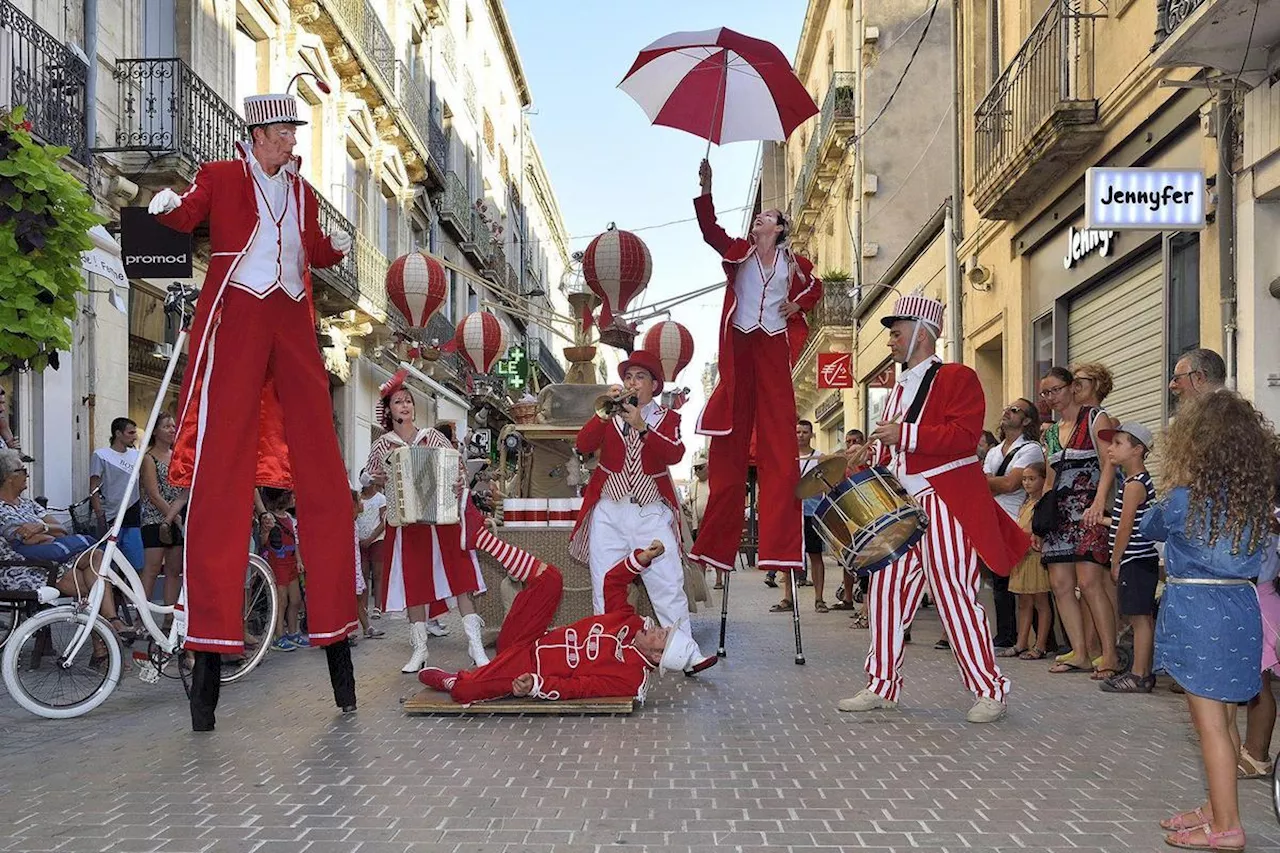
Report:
1085,167,1205,231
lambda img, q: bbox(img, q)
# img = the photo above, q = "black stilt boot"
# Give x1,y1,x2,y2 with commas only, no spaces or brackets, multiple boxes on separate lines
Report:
326,638,357,713
189,651,221,732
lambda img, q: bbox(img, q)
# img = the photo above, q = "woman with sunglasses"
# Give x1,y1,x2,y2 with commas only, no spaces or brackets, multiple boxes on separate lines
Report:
1038,365,1122,678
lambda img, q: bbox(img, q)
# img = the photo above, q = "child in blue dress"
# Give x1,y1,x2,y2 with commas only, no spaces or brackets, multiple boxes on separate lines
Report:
1141,391,1279,852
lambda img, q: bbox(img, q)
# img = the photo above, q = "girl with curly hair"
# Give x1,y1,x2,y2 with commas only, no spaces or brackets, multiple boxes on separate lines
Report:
1145,391,1280,852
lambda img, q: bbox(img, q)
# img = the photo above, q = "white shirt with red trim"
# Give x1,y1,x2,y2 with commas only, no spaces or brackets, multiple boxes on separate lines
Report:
229,158,306,300
730,248,787,335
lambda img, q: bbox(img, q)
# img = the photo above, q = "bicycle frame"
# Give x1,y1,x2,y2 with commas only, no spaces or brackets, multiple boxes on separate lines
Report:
63,286,196,662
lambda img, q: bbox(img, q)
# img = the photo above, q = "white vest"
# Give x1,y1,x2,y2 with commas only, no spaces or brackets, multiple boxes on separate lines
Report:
230,163,306,300
731,248,787,335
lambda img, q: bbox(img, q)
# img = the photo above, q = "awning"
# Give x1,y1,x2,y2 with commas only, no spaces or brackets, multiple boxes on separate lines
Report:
81,225,127,289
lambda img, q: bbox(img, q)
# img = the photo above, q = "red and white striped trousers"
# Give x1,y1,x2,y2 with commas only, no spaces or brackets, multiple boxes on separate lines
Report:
864,491,1009,703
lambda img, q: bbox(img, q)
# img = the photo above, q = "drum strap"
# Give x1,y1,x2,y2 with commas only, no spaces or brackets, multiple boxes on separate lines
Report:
902,362,942,424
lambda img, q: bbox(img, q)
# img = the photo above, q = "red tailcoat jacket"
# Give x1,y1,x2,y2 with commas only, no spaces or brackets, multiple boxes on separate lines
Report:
569,407,685,563
877,363,1031,575
693,193,823,436
157,144,343,489
527,550,659,700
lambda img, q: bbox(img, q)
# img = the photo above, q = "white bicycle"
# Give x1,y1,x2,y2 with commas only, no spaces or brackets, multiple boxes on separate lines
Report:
0,284,279,718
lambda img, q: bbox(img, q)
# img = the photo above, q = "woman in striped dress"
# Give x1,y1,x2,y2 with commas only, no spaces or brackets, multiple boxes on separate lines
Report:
362,370,487,673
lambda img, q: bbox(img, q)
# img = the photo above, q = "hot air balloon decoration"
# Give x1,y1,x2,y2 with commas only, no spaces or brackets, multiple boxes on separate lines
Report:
386,250,449,363
640,320,694,384
582,224,651,352
454,311,509,375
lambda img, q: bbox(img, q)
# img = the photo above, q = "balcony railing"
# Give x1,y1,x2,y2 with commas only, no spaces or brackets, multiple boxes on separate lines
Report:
790,71,856,222
314,190,390,322
393,61,445,176
316,0,396,93
441,28,457,78
1156,0,1207,41
428,102,447,172
113,58,246,168
1,0,89,163
793,284,857,376
463,209,497,269
425,310,456,347
972,0,1099,218
439,171,472,241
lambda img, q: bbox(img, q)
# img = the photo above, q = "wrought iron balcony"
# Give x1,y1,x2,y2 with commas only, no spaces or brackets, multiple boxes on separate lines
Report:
972,0,1101,220
112,58,246,175
311,0,396,93
790,71,856,227
425,310,456,347
441,28,457,78
439,171,472,241
0,0,89,163
462,209,496,269
393,61,445,180
1153,0,1279,78
791,283,857,382
313,191,391,324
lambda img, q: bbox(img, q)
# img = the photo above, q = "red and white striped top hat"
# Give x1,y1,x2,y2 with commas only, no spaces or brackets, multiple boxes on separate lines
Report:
243,94,307,128
881,289,944,333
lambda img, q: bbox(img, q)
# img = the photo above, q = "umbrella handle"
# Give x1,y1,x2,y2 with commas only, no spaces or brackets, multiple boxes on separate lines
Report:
705,50,728,161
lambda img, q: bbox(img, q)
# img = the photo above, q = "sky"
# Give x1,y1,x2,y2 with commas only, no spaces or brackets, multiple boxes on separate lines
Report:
505,2,805,480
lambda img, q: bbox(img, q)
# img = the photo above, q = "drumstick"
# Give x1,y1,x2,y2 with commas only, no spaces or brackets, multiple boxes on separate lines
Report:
847,415,902,469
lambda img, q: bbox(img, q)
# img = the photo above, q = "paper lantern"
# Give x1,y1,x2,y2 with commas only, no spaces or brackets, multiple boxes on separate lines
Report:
581,226,651,328
640,320,694,383
454,312,508,374
386,251,448,329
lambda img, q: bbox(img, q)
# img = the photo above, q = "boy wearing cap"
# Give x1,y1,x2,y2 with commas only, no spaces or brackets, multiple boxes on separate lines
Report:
418,540,699,702
570,350,715,674
1099,422,1159,694
147,83,358,729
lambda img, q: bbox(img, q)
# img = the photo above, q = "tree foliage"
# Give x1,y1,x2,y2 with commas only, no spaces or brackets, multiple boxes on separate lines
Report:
0,107,104,373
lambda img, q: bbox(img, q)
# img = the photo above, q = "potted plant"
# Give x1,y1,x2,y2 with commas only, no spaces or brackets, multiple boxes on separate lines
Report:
0,107,103,374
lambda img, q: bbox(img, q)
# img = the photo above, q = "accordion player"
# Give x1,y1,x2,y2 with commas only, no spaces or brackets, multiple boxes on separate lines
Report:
384,445,462,526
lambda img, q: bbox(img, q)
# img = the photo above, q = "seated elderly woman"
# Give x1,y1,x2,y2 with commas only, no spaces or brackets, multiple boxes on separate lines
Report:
0,448,125,637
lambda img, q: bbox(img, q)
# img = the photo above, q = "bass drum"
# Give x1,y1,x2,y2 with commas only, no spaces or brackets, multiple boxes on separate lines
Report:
812,466,928,576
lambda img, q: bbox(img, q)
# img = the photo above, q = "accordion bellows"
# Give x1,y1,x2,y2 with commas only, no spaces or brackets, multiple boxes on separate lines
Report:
385,446,461,526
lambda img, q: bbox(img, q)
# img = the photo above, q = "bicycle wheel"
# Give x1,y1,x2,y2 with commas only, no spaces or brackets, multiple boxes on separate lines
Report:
179,554,278,695
1,606,121,719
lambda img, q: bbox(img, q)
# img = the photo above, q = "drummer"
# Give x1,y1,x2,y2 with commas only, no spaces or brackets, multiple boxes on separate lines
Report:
837,291,1029,724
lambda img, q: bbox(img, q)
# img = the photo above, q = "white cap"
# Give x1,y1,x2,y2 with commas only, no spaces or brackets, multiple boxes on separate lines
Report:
244,94,307,128
658,630,702,674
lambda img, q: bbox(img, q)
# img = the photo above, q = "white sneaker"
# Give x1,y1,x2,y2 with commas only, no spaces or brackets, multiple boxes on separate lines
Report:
424,619,450,637
966,697,1007,723
836,688,897,712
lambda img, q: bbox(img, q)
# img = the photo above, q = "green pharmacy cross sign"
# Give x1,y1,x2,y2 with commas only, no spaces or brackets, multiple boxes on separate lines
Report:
494,346,528,389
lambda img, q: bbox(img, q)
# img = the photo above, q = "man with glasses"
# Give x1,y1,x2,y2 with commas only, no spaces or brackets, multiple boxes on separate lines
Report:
983,399,1046,650
1169,348,1226,404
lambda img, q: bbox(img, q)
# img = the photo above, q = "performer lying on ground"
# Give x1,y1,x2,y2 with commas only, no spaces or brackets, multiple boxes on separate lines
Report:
570,349,715,674
418,539,704,702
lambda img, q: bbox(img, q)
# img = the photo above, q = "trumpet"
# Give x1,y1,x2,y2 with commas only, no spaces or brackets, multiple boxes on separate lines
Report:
594,392,639,419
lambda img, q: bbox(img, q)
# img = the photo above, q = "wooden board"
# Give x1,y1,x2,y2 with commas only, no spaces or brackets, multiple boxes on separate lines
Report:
403,689,635,716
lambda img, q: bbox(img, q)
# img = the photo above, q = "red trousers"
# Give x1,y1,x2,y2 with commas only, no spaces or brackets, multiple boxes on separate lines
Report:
182,288,358,652
690,329,803,573
865,491,1009,702
450,567,564,703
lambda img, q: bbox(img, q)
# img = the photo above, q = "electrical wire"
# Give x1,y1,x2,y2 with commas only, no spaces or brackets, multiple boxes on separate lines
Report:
853,0,941,146
567,204,751,241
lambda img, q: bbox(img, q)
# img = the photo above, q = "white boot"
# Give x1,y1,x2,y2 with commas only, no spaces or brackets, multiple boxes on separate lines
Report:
401,621,430,673
462,613,489,667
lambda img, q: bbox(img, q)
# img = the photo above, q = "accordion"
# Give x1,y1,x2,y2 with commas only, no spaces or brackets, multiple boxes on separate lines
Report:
385,446,461,527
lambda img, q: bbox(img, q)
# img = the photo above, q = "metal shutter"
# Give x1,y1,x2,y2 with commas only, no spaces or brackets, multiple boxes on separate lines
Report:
1067,255,1165,473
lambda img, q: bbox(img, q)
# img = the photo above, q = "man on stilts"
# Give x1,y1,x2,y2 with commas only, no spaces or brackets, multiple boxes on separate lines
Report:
838,292,1029,723
149,83,360,731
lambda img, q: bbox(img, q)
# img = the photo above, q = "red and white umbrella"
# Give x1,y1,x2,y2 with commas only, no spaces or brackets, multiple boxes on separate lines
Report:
454,312,508,374
619,28,818,146
641,320,694,383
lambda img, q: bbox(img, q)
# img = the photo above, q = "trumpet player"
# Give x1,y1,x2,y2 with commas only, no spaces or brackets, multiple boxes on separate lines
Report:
361,370,489,674
570,350,716,675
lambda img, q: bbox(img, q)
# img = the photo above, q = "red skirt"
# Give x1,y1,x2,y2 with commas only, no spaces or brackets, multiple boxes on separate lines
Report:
380,522,486,612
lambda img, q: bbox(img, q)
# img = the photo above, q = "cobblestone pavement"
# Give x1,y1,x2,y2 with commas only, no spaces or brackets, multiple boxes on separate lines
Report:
2,575,1279,853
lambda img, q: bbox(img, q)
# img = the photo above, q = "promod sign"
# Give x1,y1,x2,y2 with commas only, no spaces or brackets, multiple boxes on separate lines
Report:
1085,168,1205,231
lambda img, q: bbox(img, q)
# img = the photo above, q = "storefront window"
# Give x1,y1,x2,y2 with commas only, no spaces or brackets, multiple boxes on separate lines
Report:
864,361,895,435
1167,232,1200,397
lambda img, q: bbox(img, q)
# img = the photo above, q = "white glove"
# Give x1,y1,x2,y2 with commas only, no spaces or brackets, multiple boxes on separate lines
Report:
329,231,352,253
148,188,182,215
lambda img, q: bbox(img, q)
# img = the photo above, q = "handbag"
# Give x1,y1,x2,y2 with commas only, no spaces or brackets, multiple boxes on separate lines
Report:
1031,490,1059,537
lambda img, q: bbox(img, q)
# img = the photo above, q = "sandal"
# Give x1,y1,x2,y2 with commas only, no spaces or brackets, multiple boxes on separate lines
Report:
997,646,1027,658
830,601,855,611
1237,746,1273,779
849,611,869,629
1099,671,1155,693
1164,826,1244,851
769,601,793,612
814,600,830,613
1019,647,1047,660
1161,808,1211,832
1049,657,1092,674
1091,667,1122,682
